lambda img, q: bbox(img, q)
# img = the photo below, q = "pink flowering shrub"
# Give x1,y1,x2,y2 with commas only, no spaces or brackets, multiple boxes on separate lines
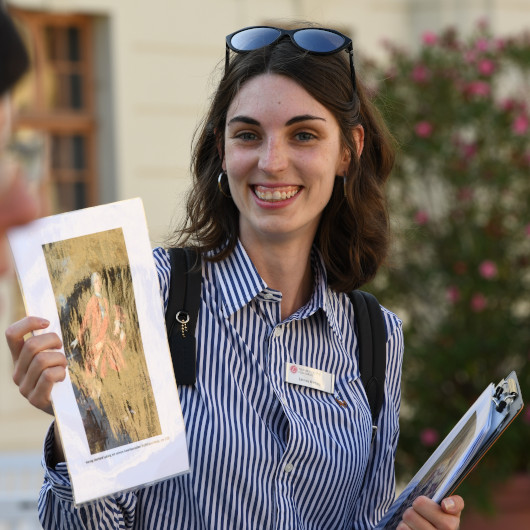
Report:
363,22,530,510
420,428,440,447
478,260,498,279
414,121,434,137
470,292,488,312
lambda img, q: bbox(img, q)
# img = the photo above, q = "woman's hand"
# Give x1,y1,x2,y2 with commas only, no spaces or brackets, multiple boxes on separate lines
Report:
6,316,66,415
397,495,464,529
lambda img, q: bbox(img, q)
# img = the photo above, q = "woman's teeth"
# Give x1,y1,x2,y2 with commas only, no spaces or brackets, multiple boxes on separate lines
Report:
254,186,300,201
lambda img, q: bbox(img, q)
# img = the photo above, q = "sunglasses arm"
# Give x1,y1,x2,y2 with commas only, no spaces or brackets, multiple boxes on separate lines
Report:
348,47,357,94
225,45,230,75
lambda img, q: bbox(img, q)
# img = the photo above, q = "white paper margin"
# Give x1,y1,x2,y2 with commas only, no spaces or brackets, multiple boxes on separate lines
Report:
8,198,190,505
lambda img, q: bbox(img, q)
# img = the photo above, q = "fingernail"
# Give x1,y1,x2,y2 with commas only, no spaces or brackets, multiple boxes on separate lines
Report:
443,498,455,511
41,319,50,327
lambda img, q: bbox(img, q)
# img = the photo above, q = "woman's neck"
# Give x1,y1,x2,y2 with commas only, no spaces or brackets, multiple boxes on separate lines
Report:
241,236,314,321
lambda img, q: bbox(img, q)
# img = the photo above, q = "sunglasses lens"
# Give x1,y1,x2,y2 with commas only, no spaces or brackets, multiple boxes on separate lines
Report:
293,29,346,53
230,27,282,52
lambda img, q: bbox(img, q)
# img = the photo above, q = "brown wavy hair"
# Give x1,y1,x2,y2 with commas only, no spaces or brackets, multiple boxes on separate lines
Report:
171,28,395,292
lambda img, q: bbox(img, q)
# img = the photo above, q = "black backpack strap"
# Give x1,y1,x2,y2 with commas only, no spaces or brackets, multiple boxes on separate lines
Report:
165,247,202,385
348,290,386,441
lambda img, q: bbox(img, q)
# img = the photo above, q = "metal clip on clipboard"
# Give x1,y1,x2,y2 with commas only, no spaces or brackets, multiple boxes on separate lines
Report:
493,374,520,413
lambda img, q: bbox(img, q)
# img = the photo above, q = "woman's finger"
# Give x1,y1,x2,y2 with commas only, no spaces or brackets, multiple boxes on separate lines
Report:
409,496,463,530
26,364,67,414
441,496,465,515
5,316,52,361
12,331,63,386
398,504,436,530
17,349,67,401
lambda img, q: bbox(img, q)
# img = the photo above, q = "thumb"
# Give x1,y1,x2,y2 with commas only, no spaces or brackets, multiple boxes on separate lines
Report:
441,495,464,514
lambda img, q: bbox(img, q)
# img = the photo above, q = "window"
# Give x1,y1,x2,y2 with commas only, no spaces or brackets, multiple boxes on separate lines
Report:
9,7,97,213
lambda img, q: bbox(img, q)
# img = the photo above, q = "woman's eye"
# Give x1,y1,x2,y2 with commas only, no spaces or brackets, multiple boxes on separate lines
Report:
296,132,316,141
235,132,258,141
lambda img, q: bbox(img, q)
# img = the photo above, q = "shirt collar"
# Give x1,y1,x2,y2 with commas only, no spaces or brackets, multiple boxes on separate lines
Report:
301,249,345,341
213,240,342,337
214,240,268,318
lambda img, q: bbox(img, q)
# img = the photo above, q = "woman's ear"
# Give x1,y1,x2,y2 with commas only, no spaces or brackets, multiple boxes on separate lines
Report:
339,125,364,175
353,125,365,158
215,128,226,170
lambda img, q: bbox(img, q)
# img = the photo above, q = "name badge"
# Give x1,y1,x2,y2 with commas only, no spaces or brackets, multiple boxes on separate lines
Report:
285,363,335,394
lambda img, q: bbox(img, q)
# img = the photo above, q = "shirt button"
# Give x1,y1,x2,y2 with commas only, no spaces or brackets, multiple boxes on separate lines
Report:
274,326,283,337
263,292,274,300
284,463,294,473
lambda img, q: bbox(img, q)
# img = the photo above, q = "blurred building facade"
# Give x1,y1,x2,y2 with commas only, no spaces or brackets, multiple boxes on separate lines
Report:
0,0,529,526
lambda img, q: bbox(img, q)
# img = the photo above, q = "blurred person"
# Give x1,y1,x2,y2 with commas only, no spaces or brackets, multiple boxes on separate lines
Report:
0,8,39,277
6,23,465,529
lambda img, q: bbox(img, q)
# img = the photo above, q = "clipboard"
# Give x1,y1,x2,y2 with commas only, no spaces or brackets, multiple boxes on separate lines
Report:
377,371,524,529
444,371,523,496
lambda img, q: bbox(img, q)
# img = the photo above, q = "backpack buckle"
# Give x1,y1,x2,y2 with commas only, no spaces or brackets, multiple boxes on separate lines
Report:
176,311,190,338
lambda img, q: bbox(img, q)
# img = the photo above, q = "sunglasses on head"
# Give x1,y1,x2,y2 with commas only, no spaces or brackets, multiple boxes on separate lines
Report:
225,26,357,94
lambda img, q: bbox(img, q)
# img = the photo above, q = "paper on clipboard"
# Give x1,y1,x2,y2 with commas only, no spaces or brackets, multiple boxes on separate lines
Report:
8,198,190,505
377,371,523,529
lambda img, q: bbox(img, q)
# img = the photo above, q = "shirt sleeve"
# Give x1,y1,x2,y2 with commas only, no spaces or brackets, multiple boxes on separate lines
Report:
38,422,138,530
351,309,404,528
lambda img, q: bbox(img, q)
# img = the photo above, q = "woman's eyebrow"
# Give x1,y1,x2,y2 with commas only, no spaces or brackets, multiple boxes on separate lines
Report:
227,114,326,127
285,114,326,126
227,115,259,126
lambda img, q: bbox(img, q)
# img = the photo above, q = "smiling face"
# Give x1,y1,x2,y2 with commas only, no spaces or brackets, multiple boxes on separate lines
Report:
222,73,354,251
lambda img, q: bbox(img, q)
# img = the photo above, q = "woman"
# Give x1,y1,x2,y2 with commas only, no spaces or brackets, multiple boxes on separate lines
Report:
6,25,464,529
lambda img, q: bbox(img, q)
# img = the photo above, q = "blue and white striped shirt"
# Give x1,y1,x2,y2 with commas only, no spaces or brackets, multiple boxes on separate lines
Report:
39,241,403,529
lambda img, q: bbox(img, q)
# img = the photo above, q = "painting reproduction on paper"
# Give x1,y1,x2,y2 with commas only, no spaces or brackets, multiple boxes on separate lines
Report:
43,227,161,454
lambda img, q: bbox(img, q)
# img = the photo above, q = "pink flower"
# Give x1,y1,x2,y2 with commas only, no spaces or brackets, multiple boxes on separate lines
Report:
475,38,490,52
420,428,440,447
411,64,430,83
499,98,516,111
422,31,438,46
471,293,488,312
414,210,429,225
525,224,530,237
478,59,495,76
479,260,498,279
415,121,433,138
462,143,477,160
467,81,491,97
512,114,529,135
447,286,461,304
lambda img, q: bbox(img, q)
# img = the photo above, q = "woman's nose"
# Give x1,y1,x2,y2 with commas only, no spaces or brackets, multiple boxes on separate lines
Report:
258,137,289,174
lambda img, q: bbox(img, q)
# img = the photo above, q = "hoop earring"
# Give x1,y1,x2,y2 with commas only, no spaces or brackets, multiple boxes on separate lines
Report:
218,171,231,198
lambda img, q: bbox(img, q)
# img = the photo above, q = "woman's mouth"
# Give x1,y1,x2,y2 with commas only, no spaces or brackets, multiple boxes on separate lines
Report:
253,185,301,202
